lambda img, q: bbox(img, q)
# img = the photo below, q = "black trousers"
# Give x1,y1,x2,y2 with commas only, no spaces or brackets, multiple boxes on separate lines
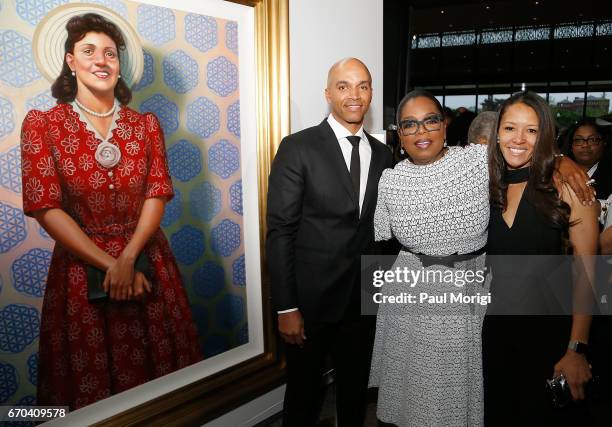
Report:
282,313,375,427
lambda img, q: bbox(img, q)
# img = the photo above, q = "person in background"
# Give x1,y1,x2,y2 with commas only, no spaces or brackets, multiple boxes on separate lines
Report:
468,111,499,145
266,58,393,427
22,10,201,409
447,107,477,146
565,118,612,199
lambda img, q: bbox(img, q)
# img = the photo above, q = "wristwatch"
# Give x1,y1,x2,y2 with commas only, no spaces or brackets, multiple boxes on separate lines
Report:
568,340,589,354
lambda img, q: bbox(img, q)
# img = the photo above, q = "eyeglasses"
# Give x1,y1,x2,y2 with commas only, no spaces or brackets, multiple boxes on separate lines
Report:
572,136,602,147
397,114,443,136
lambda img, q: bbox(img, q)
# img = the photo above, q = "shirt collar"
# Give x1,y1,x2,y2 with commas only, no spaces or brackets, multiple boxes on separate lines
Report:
327,113,366,142
587,162,599,177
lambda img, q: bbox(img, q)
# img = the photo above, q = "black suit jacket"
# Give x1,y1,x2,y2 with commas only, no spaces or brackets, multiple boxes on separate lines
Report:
266,119,393,323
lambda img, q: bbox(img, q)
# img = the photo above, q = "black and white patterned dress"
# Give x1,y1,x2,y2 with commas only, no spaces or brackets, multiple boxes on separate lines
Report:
369,144,490,426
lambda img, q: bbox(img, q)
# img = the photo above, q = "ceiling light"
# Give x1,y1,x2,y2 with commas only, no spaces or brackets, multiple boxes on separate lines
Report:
441,9,445,14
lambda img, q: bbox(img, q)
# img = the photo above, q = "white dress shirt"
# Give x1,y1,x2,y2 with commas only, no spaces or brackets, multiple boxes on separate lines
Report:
326,113,372,214
277,115,373,314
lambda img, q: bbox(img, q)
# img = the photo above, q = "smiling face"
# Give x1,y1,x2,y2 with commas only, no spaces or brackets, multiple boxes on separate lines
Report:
66,31,120,99
325,59,372,134
571,124,605,169
497,102,539,169
398,96,446,165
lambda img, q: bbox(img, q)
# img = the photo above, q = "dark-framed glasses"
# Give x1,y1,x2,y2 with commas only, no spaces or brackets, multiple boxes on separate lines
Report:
572,136,603,147
397,114,443,136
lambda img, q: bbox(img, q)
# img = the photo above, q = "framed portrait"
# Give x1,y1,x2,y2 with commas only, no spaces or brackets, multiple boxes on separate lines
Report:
0,0,288,424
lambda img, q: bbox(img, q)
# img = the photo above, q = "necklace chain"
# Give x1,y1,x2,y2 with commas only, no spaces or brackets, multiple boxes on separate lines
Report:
74,98,116,118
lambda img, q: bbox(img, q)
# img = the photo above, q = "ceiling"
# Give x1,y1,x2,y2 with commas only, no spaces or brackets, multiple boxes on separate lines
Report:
407,0,612,34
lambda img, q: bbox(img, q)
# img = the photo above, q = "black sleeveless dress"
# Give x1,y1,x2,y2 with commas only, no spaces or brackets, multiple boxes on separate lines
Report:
482,167,589,426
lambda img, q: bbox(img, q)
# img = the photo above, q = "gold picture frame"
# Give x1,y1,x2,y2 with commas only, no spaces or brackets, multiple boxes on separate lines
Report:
89,0,290,425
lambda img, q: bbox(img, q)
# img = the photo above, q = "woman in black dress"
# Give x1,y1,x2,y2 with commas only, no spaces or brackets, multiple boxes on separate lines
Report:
482,92,599,426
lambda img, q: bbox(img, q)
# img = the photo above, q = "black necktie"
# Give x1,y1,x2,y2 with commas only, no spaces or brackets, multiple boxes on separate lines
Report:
346,135,361,201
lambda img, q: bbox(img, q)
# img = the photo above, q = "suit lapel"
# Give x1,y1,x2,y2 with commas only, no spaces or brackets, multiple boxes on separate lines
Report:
361,132,383,220
318,119,357,207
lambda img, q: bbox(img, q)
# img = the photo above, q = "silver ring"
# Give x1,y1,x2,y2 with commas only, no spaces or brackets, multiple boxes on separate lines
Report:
586,178,596,186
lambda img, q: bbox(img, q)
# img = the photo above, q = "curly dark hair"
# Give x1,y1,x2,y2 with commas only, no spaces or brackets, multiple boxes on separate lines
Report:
488,91,573,251
51,13,132,105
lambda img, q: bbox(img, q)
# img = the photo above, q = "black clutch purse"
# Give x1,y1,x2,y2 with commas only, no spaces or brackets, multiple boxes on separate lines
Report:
545,372,600,408
87,252,151,302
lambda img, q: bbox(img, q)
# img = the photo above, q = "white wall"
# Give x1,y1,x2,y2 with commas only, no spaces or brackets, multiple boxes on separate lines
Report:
289,0,384,133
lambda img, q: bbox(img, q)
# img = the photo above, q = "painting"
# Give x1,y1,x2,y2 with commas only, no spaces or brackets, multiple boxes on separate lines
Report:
0,0,288,424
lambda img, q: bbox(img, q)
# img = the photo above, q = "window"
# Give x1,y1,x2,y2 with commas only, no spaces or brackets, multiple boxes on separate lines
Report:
444,95,477,112
549,92,586,128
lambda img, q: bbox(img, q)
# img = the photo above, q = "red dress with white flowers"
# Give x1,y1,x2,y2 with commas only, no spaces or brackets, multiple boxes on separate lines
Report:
20,102,202,410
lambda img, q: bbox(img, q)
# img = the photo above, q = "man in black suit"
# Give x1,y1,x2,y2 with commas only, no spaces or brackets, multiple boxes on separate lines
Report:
266,58,393,427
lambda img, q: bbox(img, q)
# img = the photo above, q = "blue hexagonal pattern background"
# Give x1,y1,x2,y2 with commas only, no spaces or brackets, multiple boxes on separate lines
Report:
27,353,37,386
163,50,199,94
170,225,205,266
87,0,129,18
0,146,22,193
185,14,217,52
0,363,17,403
207,56,238,97
132,50,154,92
168,140,201,182
0,304,40,353
16,0,68,26
230,180,243,216
211,219,241,257
137,5,175,46
216,294,244,329
186,97,220,139
0,30,41,87
140,94,179,135
209,139,240,179
193,261,224,299
227,101,240,137
0,96,15,140
226,21,238,54
203,334,230,358
232,254,246,287
0,202,27,253
39,224,51,240
25,90,54,112
236,323,249,345
161,187,181,227
190,182,221,222
11,248,52,297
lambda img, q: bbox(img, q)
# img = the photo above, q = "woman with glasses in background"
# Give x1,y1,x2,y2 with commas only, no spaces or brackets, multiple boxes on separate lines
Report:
565,118,611,200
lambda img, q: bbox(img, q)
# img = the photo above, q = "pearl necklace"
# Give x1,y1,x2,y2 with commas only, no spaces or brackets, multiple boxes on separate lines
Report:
74,98,116,118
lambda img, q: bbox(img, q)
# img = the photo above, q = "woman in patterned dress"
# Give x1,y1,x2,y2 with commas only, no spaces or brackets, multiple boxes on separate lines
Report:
21,12,201,409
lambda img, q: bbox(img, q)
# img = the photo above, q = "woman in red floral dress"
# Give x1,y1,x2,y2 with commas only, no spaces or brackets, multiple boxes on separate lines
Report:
21,11,202,409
